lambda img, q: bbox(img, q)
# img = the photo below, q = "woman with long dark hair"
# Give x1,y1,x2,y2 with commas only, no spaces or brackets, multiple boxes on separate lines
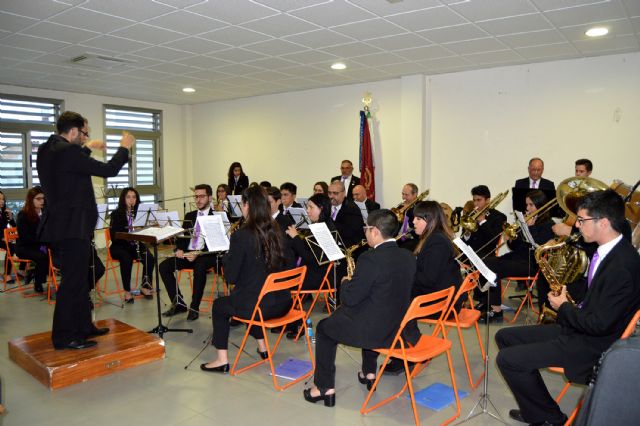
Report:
227,162,249,196
313,181,329,196
108,187,154,303
0,190,17,278
201,186,293,373
15,187,47,293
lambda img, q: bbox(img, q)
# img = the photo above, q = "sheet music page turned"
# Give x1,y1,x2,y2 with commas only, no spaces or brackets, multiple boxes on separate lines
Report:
309,223,345,261
515,211,537,247
133,226,184,242
354,201,368,222
453,237,497,285
198,215,230,252
289,207,309,229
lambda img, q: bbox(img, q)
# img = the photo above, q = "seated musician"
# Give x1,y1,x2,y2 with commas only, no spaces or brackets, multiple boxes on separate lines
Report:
279,182,302,214
159,184,219,321
201,186,294,373
15,187,48,293
266,186,295,232
327,181,365,248
108,187,154,303
0,190,17,280
552,158,593,238
303,210,416,406
214,184,234,218
313,181,328,196
496,189,640,426
396,183,419,251
352,184,380,213
462,185,507,258
476,190,554,322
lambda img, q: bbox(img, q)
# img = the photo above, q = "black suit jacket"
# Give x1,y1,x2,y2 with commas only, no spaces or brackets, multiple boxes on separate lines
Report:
506,219,554,263
16,211,42,251
331,175,360,199
290,220,337,291
557,237,640,383
465,209,507,258
413,231,462,302
37,135,128,242
274,211,295,233
223,228,292,318
320,241,416,348
228,175,249,196
364,199,380,212
514,177,555,190
333,200,365,247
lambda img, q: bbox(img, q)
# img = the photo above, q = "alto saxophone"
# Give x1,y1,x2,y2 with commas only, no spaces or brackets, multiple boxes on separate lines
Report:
345,239,368,279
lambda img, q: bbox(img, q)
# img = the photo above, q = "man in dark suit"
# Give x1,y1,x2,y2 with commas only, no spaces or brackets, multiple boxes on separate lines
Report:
462,185,507,259
279,182,302,215
352,184,380,213
331,160,360,200
328,181,365,247
303,209,416,406
266,186,295,232
496,189,640,425
513,157,555,211
38,111,132,350
159,184,219,321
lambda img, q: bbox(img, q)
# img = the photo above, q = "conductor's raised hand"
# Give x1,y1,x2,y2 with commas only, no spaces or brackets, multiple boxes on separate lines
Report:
120,131,135,149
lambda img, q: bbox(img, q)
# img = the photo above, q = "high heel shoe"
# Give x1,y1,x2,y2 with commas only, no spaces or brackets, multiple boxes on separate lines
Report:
303,387,335,407
257,348,268,360
124,296,134,304
357,372,375,391
200,363,229,373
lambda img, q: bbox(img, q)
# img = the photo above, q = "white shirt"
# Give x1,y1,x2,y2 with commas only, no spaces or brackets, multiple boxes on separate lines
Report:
332,204,342,218
272,211,279,219
190,208,209,251
529,178,539,188
342,175,352,191
374,238,396,249
590,234,623,278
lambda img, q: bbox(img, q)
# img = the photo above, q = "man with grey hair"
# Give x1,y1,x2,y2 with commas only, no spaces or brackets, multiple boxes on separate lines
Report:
328,181,365,248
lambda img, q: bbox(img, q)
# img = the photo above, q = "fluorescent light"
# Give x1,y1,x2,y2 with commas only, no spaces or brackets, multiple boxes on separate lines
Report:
585,27,608,37
331,62,347,70
182,87,196,93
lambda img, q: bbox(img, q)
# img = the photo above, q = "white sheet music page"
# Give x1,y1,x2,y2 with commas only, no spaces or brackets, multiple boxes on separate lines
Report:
133,226,184,242
309,223,345,261
95,204,108,230
354,201,368,223
227,195,243,217
453,237,497,285
515,211,537,247
198,214,230,252
133,203,157,227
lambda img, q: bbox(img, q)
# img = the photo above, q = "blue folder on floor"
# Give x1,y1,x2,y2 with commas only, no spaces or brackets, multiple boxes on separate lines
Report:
406,383,469,411
270,358,312,381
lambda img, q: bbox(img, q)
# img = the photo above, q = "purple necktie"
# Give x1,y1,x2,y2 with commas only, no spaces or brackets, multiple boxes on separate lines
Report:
191,212,203,250
587,251,599,288
532,180,538,189
331,206,338,220
401,215,409,241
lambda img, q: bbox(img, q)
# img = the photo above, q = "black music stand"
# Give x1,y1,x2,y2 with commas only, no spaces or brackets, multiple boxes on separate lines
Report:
116,229,193,338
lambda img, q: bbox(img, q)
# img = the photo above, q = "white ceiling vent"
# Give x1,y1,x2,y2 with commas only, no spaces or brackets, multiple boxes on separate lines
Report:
70,54,135,70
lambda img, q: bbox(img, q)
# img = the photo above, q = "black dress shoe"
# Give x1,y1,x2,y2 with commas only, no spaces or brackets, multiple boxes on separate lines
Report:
479,309,503,323
229,318,242,327
162,304,188,317
303,387,335,407
187,310,199,321
200,363,229,373
124,296,134,304
381,358,414,376
509,409,568,425
87,327,109,337
56,339,97,350
257,348,268,360
357,372,375,391
34,284,44,293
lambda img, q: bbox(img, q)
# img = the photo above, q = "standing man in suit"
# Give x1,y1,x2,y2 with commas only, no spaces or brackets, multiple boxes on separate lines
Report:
303,210,416,407
496,189,640,425
352,184,380,213
38,111,133,350
462,185,507,259
331,160,360,200
513,157,556,216
328,181,365,247
159,184,219,321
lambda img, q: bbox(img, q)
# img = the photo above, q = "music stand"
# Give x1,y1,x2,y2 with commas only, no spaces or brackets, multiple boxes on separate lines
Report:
116,227,193,338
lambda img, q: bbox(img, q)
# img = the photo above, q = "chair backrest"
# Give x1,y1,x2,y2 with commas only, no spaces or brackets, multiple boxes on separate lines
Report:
622,309,640,339
454,271,480,307
4,227,18,247
400,287,455,336
258,265,307,299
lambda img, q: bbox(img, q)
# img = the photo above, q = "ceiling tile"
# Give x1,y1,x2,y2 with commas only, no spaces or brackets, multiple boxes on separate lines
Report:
340,67,391,80
246,70,289,81
280,49,337,64
365,33,432,51
450,0,536,21
393,45,456,61
444,37,509,54
376,62,426,76
145,10,226,35
418,55,474,70
187,0,277,24
13,61,74,75
0,0,70,19
621,0,640,17
244,39,307,55
49,8,135,33
216,75,264,86
175,55,232,68
463,49,524,65
214,63,263,75
531,0,611,12
81,35,151,53
0,67,48,83
332,18,407,40
241,13,321,37
476,14,553,36
283,29,354,49
183,69,234,80
0,11,38,33
320,42,383,58
252,0,328,12
418,23,489,43
199,26,271,45
560,19,635,41
119,68,172,80
1,33,69,52
210,48,267,62
162,37,229,54
385,6,467,32
349,0,441,16
515,42,580,59
289,0,376,27
134,45,194,61
153,0,207,8
21,22,100,44
544,1,627,27
148,62,198,74
27,53,72,66
498,29,567,48
278,64,327,77
54,44,120,58
244,56,299,69
307,73,358,84
573,33,640,53
80,0,174,20
112,24,185,44
351,51,406,67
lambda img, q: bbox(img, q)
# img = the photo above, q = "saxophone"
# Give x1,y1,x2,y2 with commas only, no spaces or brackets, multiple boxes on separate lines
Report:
535,233,587,323
345,239,367,279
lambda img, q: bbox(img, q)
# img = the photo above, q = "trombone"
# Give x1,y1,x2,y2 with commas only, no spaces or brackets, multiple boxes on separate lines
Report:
459,190,509,234
390,190,430,222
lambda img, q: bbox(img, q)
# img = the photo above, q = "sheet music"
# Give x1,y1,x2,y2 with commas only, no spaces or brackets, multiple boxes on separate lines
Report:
453,237,497,286
133,203,158,227
95,204,108,230
198,215,230,252
309,223,345,261
227,195,243,217
354,201,368,223
132,225,184,242
297,197,309,208
289,207,310,229
515,211,537,247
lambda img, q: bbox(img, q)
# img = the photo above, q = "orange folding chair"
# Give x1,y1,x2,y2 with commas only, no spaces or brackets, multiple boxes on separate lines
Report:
549,308,640,425
361,287,460,426
3,227,33,294
502,270,541,323
230,266,313,391
46,249,59,305
292,262,335,341
102,229,140,299
423,271,485,389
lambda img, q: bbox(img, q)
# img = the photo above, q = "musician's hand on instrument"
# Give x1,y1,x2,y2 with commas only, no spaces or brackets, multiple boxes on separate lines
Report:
185,252,197,262
552,223,572,237
175,249,185,259
476,213,486,223
120,131,135,149
84,140,105,150
548,285,568,310
526,215,537,226
285,225,298,238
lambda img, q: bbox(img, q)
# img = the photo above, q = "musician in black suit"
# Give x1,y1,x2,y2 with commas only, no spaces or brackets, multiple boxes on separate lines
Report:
201,185,294,373
303,209,416,406
352,184,380,212
396,183,420,251
15,187,48,294
279,182,302,215
496,189,640,426
331,160,360,200
266,186,295,233
38,111,132,350
513,157,555,212
227,162,249,196
159,184,219,321
462,185,507,259
328,181,365,248
108,187,154,303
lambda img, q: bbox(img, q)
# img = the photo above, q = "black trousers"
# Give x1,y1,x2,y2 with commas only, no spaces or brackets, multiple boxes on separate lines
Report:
475,254,540,307
495,325,567,424
313,318,379,389
51,239,93,347
109,243,154,291
159,254,218,310
15,245,48,286
211,296,292,350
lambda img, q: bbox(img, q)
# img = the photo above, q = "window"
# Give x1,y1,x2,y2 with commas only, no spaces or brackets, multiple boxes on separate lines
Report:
103,106,162,206
0,95,61,204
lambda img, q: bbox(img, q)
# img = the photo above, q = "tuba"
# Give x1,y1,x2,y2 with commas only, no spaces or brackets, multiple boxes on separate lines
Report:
460,190,509,233
390,190,430,222
534,176,609,323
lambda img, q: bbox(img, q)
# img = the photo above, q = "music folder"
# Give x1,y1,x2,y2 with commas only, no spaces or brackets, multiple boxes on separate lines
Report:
354,201,368,223
453,237,497,288
116,225,184,245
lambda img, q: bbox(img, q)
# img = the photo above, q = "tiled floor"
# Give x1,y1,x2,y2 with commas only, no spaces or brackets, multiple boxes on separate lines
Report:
0,269,585,426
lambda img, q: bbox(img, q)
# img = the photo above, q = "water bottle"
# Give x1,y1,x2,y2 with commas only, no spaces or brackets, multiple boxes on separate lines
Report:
306,318,315,344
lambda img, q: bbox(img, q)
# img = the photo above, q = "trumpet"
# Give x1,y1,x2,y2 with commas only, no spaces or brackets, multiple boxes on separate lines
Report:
390,190,430,222
460,190,509,233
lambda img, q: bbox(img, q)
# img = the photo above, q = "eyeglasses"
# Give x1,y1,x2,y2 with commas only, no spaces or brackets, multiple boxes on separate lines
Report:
194,194,208,199
363,225,374,232
80,130,90,138
576,216,599,225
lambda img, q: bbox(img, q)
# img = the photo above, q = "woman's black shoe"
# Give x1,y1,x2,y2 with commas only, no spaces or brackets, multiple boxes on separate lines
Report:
303,388,335,407
200,363,229,373
34,284,44,294
257,348,268,360
124,296,134,304
357,372,375,391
